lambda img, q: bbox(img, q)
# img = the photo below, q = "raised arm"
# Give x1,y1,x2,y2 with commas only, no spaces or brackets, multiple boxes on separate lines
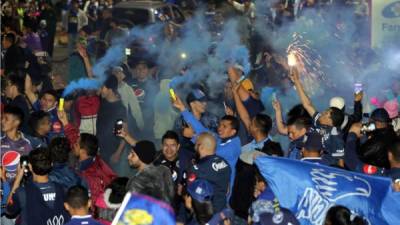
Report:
172,94,208,135
232,82,251,132
272,98,288,135
116,124,138,147
24,74,38,104
289,69,316,116
227,66,250,102
77,44,94,78
350,92,363,123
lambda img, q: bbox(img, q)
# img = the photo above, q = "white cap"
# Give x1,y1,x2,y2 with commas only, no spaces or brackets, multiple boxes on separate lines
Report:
329,97,345,110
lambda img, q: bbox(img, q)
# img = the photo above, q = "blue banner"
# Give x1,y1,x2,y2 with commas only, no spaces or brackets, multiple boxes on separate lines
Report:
111,192,175,225
254,156,400,225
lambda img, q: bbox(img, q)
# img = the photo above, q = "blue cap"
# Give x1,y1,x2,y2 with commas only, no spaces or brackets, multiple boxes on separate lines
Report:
259,208,300,225
187,179,214,203
186,88,207,104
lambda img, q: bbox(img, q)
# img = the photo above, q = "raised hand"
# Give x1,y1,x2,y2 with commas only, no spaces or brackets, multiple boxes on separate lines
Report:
172,94,186,112
272,98,281,112
355,91,363,102
57,109,69,126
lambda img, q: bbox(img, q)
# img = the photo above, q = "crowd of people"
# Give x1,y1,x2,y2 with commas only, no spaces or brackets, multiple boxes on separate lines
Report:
1,0,400,225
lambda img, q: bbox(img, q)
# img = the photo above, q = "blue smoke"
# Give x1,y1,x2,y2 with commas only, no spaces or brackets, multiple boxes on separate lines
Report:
63,78,101,97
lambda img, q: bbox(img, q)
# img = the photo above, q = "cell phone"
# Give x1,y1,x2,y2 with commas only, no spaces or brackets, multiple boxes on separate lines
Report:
272,92,277,101
354,83,362,94
20,155,29,174
125,48,131,56
114,119,124,135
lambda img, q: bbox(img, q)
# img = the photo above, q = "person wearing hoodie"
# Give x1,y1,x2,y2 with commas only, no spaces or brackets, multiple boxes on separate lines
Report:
153,79,179,141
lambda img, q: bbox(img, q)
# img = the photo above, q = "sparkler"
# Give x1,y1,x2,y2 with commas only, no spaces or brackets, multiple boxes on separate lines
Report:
287,33,328,96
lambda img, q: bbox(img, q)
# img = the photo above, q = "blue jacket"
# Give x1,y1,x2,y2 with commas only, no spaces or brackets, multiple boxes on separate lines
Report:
49,163,88,191
181,110,241,189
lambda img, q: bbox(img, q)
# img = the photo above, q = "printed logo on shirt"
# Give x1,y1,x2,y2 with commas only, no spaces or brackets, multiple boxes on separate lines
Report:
133,88,145,98
43,193,56,202
2,151,21,178
188,173,196,183
46,215,64,225
52,121,62,133
363,165,378,175
212,161,228,172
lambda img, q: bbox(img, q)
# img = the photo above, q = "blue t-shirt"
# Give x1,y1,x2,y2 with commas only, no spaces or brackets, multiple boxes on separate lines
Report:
65,215,102,225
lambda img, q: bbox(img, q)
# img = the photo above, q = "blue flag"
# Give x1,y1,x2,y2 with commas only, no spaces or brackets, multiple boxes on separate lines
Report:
254,156,400,225
112,192,175,225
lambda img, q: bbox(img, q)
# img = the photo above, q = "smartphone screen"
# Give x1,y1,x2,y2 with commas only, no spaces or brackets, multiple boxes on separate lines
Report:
354,83,362,94
125,48,131,56
114,119,124,135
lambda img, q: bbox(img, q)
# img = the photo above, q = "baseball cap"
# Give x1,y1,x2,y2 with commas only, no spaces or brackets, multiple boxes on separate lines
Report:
383,99,398,119
186,88,207,104
112,66,124,74
258,208,300,225
233,63,244,73
370,108,391,123
132,140,156,164
329,97,345,110
187,179,214,203
303,132,323,150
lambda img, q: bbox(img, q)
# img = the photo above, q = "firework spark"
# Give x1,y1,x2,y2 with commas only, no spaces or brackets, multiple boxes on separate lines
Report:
287,33,329,95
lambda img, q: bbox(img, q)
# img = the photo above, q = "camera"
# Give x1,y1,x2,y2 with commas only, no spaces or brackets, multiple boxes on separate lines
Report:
361,122,376,134
114,119,124,135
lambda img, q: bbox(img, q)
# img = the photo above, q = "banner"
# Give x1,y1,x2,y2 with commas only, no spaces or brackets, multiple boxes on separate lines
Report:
112,192,175,225
254,156,400,225
371,0,400,48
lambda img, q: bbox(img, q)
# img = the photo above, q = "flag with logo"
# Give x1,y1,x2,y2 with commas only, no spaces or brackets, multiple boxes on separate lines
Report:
254,156,400,225
112,192,175,225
